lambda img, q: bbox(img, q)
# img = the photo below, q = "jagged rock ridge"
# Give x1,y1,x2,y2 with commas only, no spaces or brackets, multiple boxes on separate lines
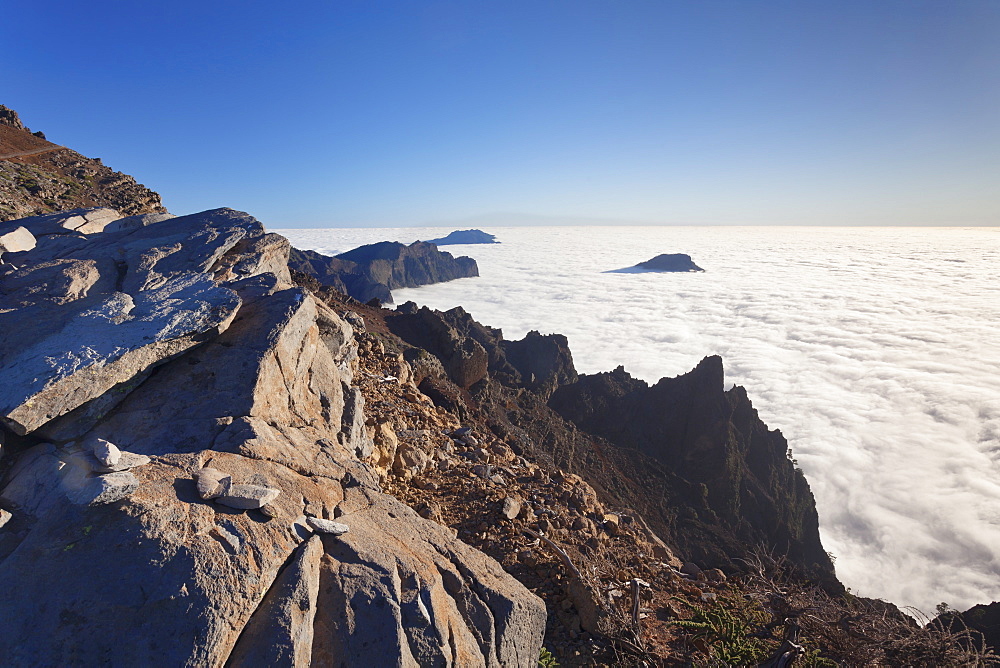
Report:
381,303,836,588
288,240,478,304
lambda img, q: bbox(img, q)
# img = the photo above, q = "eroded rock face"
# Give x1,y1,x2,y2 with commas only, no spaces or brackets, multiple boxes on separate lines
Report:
289,240,479,304
548,357,836,585
0,208,544,666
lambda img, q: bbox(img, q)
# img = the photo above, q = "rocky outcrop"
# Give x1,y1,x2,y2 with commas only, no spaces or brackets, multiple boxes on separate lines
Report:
0,105,26,130
0,208,544,666
0,105,166,221
424,229,499,245
289,240,478,304
385,299,835,587
609,253,704,273
548,358,835,585
387,304,576,398
950,602,1000,654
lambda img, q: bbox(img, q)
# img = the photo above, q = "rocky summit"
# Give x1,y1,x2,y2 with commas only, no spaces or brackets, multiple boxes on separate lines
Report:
0,207,544,666
610,253,704,273
424,229,499,245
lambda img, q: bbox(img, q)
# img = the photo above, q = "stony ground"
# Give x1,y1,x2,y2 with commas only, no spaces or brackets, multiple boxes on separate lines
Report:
315,289,743,666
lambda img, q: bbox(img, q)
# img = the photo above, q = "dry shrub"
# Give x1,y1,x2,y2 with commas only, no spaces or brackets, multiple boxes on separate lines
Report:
740,550,998,667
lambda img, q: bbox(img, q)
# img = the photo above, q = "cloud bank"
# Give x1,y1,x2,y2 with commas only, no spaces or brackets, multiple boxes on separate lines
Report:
283,224,1000,614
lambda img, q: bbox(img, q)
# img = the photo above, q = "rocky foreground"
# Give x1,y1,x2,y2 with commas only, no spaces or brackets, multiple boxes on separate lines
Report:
1,102,996,665
0,208,543,666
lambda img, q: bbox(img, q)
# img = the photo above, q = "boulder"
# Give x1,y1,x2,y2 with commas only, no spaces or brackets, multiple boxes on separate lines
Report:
0,442,66,516
501,496,522,520
9,207,121,237
194,467,232,500
215,483,281,510
0,208,285,437
0,210,546,666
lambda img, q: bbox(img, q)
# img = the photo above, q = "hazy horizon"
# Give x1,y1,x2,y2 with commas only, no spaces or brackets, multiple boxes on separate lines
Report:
268,214,1000,230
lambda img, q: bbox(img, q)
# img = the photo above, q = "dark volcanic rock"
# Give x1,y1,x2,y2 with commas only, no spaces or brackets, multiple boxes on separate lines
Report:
424,229,498,245
610,253,704,273
952,602,1000,653
288,240,478,304
388,304,575,396
548,357,836,586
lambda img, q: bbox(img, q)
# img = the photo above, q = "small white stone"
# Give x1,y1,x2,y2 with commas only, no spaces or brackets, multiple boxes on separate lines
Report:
306,517,350,535
91,439,121,467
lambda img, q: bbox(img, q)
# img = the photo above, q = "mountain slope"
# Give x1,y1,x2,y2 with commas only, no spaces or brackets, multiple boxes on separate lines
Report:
0,105,165,221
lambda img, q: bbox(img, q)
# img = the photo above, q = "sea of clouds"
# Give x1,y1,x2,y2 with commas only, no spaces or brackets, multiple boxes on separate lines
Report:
280,224,1000,614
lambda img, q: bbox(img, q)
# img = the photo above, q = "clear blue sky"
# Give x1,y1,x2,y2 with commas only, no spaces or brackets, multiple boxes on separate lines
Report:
4,1,998,227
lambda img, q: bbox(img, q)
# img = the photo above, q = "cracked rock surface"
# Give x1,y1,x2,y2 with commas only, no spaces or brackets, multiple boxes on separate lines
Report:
0,208,544,667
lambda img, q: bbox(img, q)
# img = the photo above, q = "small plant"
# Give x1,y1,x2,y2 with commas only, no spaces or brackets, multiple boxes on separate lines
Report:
673,595,771,665
538,646,558,667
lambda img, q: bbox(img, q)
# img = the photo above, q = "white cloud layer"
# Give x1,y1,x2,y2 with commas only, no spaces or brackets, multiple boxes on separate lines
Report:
282,224,1000,614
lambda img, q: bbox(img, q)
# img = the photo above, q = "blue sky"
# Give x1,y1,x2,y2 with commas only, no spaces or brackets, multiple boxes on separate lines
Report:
4,1,998,227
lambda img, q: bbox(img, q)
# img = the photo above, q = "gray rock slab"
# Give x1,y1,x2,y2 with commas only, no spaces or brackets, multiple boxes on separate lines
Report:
0,443,65,515
215,484,280,510
0,226,36,254
194,467,231,500
0,274,242,435
0,258,110,308
226,535,323,667
0,208,297,437
306,517,349,535
65,471,139,506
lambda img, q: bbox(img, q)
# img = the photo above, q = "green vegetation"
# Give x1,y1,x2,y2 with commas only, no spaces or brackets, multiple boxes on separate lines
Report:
674,595,771,665
538,646,558,667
